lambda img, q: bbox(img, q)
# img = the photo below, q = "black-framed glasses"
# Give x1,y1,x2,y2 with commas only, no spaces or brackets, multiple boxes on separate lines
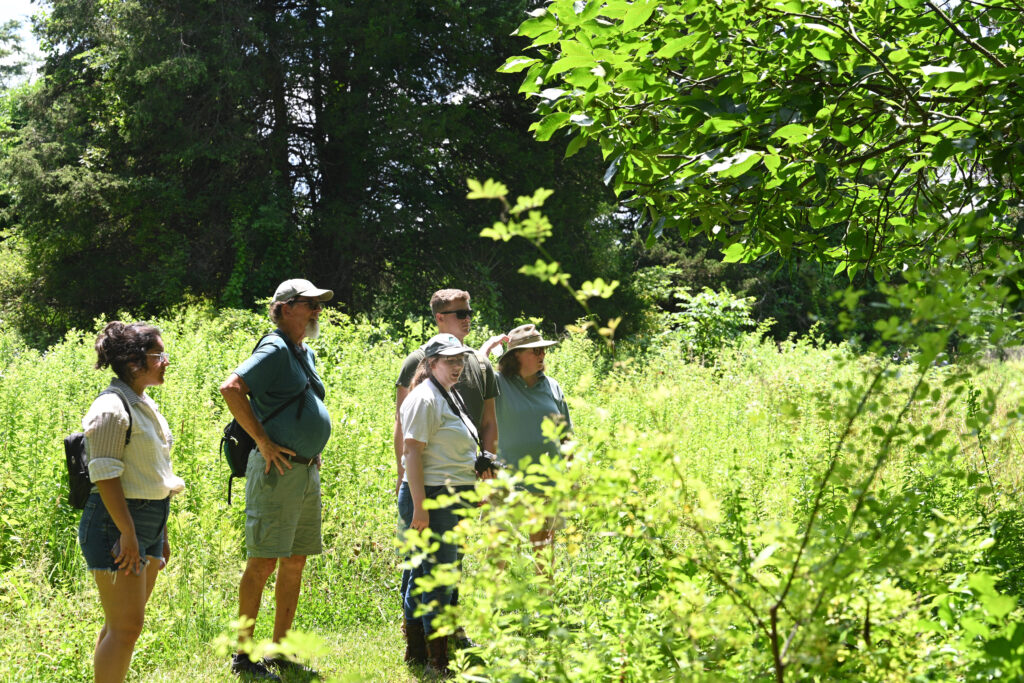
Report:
148,352,170,363
439,309,473,320
290,298,323,311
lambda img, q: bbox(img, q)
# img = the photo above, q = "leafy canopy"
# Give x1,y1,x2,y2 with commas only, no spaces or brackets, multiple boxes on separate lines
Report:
502,0,1024,282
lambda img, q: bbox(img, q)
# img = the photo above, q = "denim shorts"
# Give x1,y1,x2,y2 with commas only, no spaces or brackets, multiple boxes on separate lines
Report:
78,493,170,572
245,448,322,558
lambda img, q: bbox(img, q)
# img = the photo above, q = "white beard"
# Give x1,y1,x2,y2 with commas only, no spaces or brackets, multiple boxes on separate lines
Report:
305,319,320,340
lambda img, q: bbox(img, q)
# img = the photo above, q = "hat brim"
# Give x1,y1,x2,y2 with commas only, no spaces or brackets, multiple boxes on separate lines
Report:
497,339,558,362
298,287,333,302
430,347,474,357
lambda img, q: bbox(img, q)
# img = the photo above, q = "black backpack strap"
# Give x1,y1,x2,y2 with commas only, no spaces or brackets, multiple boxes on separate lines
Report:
428,375,482,451
99,388,132,445
270,330,323,404
249,331,311,424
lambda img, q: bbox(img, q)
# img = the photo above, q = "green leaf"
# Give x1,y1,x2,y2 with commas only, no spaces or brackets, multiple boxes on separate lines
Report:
564,134,588,159
708,150,762,178
797,22,840,38
532,112,573,142
516,13,557,39
931,138,955,164
889,49,910,64
498,56,540,74
466,178,509,200
699,118,745,134
968,572,998,596
655,35,698,59
722,242,749,263
982,594,1016,619
550,55,595,75
620,0,657,34
809,45,830,61
770,123,814,144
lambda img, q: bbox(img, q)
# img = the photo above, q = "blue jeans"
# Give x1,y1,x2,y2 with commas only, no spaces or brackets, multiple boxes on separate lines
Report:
78,493,170,571
398,482,473,634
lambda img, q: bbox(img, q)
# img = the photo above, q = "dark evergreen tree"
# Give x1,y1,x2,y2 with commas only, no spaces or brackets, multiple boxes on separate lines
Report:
2,0,627,340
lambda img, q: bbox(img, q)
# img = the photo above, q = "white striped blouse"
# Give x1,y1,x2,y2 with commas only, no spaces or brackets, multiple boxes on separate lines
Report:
84,378,186,500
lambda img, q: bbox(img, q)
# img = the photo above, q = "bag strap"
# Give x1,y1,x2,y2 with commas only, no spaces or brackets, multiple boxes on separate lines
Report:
99,388,132,446
275,331,324,400
250,331,311,423
428,374,482,451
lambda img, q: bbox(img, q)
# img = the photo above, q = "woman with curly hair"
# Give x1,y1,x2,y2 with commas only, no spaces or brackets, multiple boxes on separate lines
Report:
78,322,185,683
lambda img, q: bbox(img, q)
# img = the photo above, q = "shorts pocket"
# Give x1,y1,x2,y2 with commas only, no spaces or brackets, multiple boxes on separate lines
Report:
246,503,282,552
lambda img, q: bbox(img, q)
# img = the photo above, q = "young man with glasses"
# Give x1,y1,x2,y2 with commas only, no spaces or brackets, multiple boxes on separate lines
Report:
393,288,503,654
220,278,333,681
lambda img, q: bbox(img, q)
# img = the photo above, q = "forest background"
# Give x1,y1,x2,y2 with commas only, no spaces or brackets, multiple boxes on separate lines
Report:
0,0,856,348
4,1,1024,682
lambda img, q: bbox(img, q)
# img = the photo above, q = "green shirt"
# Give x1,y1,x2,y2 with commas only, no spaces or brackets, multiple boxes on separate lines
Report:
234,334,331,460
494,371,571,472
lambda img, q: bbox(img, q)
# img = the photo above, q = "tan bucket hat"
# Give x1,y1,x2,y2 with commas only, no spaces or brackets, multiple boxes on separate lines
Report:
497,324,558,361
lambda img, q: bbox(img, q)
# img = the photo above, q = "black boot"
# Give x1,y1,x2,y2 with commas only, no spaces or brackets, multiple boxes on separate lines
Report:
452,626,480,650
404,620,428,666
426,635,451,679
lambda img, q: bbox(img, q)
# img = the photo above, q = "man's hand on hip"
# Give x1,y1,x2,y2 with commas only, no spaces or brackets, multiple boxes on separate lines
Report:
257,438,296,475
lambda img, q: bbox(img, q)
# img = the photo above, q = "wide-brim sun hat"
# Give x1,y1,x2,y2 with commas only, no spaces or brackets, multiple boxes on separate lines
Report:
423,333,474,358
497,324,558,361
273,278,334,303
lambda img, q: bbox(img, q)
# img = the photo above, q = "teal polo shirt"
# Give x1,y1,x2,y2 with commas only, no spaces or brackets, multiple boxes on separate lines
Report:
494,371,572,472
234,334,331,460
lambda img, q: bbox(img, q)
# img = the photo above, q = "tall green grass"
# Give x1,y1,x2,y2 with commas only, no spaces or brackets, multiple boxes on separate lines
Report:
0,304,1021,681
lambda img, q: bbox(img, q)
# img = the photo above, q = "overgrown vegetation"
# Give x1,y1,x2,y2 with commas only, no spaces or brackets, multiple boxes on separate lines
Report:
1,304,1022,681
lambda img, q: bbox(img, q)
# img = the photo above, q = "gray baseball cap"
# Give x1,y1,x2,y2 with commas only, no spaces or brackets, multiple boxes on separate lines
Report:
423,333,474,358
273,278,334,303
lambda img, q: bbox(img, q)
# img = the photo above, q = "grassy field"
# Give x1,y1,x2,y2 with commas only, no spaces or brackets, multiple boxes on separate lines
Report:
1,304,1022,681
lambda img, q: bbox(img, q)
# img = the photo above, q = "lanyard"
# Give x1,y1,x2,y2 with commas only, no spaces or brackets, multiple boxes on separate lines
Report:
428,374,481,451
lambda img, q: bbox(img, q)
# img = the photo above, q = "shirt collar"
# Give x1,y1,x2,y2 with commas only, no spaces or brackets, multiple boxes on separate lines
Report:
511,371,546,388
109,377,145,405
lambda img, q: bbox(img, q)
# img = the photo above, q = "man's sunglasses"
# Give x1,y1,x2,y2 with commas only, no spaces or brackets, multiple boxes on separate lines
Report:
439,309,473,320
290,298,323,311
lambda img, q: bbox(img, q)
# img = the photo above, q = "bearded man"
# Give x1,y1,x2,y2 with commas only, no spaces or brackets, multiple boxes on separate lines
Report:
220,278,333,680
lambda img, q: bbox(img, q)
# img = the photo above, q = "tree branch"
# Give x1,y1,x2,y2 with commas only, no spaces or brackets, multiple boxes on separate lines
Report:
923,0,1007,68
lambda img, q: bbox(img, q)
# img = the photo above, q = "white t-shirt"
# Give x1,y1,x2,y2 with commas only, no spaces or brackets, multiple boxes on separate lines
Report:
400,379,477,487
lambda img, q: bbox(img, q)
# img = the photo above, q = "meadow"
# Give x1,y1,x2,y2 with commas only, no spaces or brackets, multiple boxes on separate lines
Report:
1,303,1022,681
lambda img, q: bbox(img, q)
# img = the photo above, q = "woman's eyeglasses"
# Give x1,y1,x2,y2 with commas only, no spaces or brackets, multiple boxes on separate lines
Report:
148,352,170,363
439,309,473,320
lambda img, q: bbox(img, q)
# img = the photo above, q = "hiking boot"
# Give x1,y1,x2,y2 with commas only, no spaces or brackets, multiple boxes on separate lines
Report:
266,656,320,680
452,626,480,650
426,635,452,679
230,653,281,681
404,619,428,666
